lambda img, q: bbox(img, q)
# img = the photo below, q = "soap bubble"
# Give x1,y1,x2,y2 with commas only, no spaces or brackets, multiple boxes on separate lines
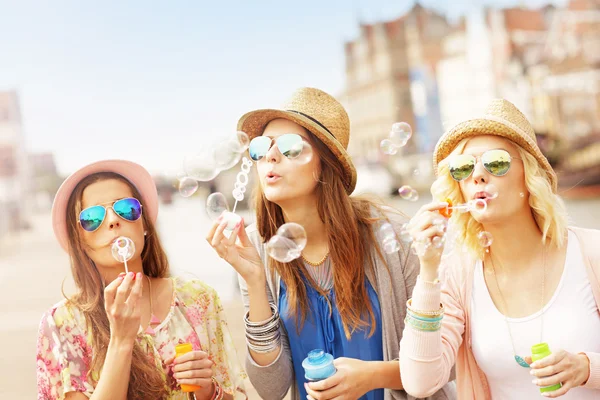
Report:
184,151,220,181
206,192,229,221
380,139,398,155
378,222,401,253
399,223,413,243
390,122,412,146
178,177,199,197
213,139,243,170
470,199,488,214
266,223,307,262
477,231,493,248
398,185,419,201
111,236,135,263
484,184,499,200
413,169,420,176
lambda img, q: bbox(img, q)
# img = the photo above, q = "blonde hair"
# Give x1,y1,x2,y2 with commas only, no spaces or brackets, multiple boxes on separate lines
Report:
432,138,568,259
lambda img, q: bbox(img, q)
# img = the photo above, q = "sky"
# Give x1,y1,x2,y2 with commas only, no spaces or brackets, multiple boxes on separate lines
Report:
0,0,565,176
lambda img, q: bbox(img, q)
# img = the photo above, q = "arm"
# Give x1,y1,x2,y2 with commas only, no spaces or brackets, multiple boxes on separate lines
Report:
238,273,294,400
399,271,465,398
583,352,600,389
368,361,403,390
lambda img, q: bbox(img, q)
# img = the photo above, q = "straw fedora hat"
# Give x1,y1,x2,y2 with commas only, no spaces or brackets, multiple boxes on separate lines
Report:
433,99,558,192
237,87,357,194
51,159,159,253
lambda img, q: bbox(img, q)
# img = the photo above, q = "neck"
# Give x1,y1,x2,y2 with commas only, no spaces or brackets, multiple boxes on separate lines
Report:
483,208,544,271
278,195,328,249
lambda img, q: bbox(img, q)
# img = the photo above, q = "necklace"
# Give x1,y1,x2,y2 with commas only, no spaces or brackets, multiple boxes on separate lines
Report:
488,245,546,368
144,275,161,335
301,252,329,267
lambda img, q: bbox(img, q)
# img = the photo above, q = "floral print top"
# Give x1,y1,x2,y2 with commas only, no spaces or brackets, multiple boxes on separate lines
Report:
36,277,247,399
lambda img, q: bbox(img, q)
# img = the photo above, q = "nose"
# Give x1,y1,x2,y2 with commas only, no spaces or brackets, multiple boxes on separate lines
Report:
265,139,282,164
471,157,488,185
105,207,121,229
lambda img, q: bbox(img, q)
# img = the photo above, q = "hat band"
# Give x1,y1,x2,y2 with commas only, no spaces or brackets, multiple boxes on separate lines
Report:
286,110,335,139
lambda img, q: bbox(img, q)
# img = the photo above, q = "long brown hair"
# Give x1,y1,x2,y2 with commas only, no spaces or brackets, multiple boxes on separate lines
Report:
64,172,170,399
254,130,390,339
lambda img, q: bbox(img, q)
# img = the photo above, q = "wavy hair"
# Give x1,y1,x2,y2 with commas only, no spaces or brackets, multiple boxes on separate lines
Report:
431,138,568,259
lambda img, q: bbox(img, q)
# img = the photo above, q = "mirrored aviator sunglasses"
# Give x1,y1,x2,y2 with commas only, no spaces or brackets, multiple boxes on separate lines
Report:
248,133,304,161
78,197,143,232
448,149,516,182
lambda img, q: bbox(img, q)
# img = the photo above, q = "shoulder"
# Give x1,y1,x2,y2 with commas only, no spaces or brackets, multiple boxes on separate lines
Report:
39,299,86,331
173,276,220,306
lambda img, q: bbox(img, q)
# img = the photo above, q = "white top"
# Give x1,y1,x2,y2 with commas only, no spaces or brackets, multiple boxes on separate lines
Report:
471,231,600,399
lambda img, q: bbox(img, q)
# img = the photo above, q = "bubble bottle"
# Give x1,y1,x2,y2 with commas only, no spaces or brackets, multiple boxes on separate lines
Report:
302,349,336,382
531,343,562,393
174,343,201,392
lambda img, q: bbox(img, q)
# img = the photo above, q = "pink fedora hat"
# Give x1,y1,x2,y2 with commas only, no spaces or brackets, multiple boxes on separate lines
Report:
51,159,159,253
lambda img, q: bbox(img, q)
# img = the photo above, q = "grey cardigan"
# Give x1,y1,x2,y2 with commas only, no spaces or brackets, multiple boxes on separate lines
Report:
238,210,456,400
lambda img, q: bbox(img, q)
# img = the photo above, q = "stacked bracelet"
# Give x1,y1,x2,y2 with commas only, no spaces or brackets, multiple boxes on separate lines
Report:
244,303,281,353
405,299,444,332
210,377,224,400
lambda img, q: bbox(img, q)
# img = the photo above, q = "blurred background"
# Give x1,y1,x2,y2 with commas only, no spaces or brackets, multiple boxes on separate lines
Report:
1,0,599,398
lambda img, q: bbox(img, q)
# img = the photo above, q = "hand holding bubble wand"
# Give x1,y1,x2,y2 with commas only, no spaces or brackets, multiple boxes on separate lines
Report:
111,236,135,273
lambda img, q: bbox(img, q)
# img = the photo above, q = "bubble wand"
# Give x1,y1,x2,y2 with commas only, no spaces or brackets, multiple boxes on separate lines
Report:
111,236,135,273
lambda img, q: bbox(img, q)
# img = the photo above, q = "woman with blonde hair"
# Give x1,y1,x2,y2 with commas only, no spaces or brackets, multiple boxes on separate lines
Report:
207,87,456,400
399,99,600,399
37,160,246,400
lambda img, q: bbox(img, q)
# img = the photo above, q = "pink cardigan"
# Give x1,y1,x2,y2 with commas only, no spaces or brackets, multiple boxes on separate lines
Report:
399,227,600,399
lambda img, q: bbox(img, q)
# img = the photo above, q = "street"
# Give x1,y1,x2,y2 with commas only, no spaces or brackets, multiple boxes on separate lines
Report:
1,193,599,399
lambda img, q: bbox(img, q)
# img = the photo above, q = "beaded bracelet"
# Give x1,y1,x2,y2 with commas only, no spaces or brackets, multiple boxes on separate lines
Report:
406,299,445,318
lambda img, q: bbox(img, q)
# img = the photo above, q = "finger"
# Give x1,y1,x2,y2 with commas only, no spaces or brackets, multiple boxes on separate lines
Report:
173,366,213,380
173,358,213,373
417,201,450,216
306,372,343,391
175,350,209,365
113,272,136,305
531,350,565,369
533,370,567,388
176,377,212,388
164,355,175,365
236,218,253,247
104,274,125,306
524,356,533,365
125,272,144,308
414,226,445,243
541,381,571,398
210,221,229,248
305,382,344,400
226,220,241,247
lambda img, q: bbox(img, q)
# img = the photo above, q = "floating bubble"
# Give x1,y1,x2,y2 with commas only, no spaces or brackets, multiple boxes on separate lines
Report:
412,169,420,176
477,231,493,248
266,222,307,262
184,151,220,181
380,139,398,155
383,237,401,253
399,223,413,243
288,141,314,164
432,236,446,249
236,131,250,152
111,236,135,264
520,192,526,198
406,189,419,202
484,184,499,200
206,192,229,221
213,139,243,170
178,177,199,197
398,185,412,199
470,199,488,214
390,122,412,145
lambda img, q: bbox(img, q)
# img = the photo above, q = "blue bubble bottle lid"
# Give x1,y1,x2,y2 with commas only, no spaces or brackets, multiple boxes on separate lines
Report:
302,349,336,381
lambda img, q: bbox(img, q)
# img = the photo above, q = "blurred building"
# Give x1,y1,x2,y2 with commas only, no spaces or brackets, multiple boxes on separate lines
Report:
0,91,30,241
342,4,451,190
29,152,61,211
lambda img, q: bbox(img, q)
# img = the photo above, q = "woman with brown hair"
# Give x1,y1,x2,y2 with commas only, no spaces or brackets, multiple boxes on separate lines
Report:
207,87,456,400
37,160,246,400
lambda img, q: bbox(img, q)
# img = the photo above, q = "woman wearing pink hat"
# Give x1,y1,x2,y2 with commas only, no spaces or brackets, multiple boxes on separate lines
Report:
399,99,600,399
36,160,246,400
